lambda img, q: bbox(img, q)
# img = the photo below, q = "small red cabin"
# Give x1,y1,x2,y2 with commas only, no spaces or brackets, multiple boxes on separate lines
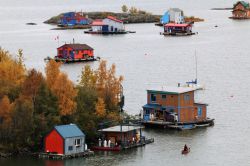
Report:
164,23,193,34
56,44,94,60
44,124,85,155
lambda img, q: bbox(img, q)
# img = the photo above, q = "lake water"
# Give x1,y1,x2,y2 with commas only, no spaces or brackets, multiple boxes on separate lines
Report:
1,0,250,165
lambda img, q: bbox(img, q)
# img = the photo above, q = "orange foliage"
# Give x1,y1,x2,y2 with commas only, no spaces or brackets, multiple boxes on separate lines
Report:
0,48,26,95
95,97,106,118
22,69,43,103
45,60,61,89
0,95,12,127
45,60,77,116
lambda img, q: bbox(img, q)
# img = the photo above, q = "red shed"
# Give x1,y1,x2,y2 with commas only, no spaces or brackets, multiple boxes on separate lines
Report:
56,44,94,60
44,124,85,155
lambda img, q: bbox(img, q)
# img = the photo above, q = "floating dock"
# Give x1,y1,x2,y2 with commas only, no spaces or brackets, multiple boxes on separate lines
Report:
142,118,214,130
37,150,94,160
160,32,196,36
84,31,136,34
91,138,154,151
44,56,100,63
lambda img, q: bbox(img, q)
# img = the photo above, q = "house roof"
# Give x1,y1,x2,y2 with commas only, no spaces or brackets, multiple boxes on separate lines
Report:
147,86,196,94
234,1,250,8
98,125,143,133
58,44,93,50
168,8,183,12
164,23,191,27
106,16,123,23
54,124,85,139
91,20,106,26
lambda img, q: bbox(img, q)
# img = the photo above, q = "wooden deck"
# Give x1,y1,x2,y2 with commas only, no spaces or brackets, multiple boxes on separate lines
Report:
37,150,94,159
92,138,154,152
142,118,214,130
44,56,100,63
161,32,196,36
84,31,136,34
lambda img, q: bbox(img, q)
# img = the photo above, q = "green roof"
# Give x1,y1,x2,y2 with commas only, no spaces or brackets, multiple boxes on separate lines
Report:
234,1,250,8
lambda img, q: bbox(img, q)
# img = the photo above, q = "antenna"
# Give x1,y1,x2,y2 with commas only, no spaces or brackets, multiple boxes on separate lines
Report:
195,50,198,84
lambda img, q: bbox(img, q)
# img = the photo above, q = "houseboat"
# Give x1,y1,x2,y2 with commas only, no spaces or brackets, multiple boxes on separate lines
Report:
162,23,195,36
142,86,214,130
84,16,135,34
230,1,250,19
53,43,99,63
41,124,93,159
59,12,90,27
91,125,154,151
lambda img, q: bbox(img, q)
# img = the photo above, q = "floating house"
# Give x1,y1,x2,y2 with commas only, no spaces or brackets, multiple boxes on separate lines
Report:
92,125,154,151
231,1,250,19
54,43,99,63
60,12,90,26
163,23,194,36
168,8,184,24
142,86,214,130
85,16,130,34
44,124,86,155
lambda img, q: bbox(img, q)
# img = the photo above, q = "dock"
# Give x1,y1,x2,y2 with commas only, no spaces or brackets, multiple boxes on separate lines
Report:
160,32,196,36
142,118,214,130
84,31,136,34
44,56,100,63
92,138,154,151
37,150,94,160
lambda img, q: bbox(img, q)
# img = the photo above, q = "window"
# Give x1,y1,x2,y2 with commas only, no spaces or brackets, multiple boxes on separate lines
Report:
146,109,150,114
162,108,166,111
184,94,190,101
151,94,156,102
198,107,202,117
68,146,73,151
162,94,166,99
75,139,81,147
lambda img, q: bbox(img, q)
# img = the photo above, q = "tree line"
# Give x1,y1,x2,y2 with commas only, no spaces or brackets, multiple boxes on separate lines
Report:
0,48,123,153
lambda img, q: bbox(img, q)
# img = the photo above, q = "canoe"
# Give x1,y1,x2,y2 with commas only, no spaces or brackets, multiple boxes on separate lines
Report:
182,148,190,155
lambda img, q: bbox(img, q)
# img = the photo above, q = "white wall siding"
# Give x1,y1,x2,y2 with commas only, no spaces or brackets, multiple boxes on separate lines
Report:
64,136,85,155
92,25,102,32
103,19,125,31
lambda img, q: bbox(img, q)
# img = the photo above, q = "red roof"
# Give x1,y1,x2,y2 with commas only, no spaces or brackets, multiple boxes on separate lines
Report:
107,16,123,23
164,23,191,27
58,44,93,50
91,20,106,26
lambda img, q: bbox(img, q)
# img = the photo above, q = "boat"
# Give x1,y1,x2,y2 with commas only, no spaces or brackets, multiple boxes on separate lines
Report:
182,148,190,154
185,51,205,90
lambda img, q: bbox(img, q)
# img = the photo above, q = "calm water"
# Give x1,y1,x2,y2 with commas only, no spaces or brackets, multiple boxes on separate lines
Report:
1,0,250,165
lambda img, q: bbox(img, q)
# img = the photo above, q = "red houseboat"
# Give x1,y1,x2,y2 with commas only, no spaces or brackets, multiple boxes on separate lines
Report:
162,23,195,36
54,43,99,63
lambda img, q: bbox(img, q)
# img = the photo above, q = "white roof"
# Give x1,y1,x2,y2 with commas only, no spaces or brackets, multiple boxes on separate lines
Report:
99,125,143,133
147,86,196,94
168,8,183,12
